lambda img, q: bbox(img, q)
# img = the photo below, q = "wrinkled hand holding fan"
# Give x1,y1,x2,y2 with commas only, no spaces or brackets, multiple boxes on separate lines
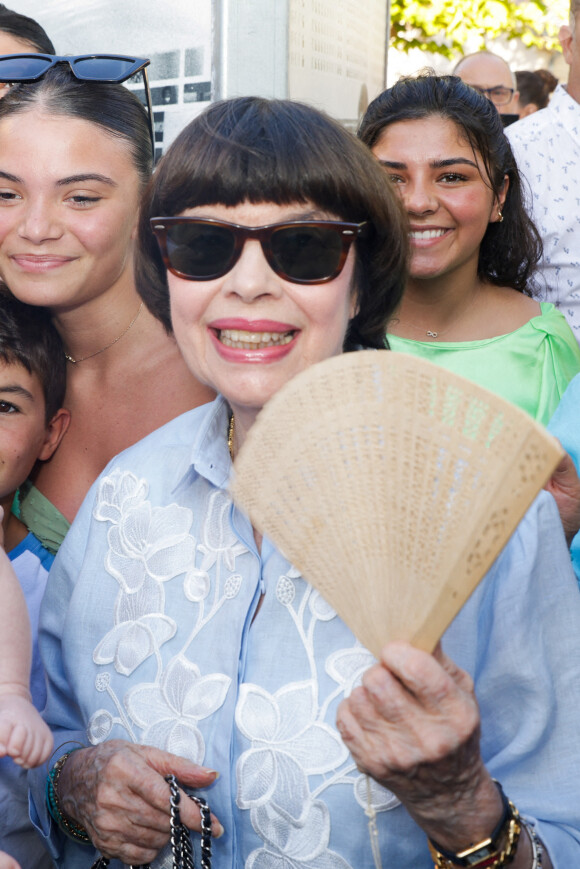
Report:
230,351,563,657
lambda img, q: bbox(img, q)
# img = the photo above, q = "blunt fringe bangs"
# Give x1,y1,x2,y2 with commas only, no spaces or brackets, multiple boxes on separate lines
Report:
0,66,152,187
136,96,408,348
0,289,66,421
358,72,542,294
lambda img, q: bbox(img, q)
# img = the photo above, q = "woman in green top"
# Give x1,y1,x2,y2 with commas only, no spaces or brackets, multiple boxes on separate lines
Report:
359,72,580,425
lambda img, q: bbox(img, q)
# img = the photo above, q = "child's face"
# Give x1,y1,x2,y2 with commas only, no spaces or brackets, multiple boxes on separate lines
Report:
0,358,61,503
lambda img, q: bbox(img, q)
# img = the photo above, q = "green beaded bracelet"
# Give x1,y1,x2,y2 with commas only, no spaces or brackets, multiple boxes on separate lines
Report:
46,750,91,844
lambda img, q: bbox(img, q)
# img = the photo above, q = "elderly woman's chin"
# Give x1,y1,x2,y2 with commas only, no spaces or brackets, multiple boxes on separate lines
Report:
167,200,357,418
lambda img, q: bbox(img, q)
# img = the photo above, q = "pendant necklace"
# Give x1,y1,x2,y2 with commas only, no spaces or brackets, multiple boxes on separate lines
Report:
396,289,479,341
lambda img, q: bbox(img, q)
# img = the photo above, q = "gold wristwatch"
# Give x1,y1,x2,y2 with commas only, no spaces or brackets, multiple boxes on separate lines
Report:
427,782,521,869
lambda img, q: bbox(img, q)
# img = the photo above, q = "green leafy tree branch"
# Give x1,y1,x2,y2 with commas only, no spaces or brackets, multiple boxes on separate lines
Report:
390,0,569,59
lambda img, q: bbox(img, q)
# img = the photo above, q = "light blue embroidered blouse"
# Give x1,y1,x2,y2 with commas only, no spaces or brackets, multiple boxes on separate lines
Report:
549,371,580,583
31,396,580,868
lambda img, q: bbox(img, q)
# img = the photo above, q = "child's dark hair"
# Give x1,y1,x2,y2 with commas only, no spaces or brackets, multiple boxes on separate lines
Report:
0,290,66,421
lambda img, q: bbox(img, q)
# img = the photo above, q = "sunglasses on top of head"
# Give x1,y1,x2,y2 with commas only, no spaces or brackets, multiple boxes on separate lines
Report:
150,217,368,284
0,54,155,160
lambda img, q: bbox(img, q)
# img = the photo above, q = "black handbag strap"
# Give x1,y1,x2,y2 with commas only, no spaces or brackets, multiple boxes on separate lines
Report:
90,774,212,869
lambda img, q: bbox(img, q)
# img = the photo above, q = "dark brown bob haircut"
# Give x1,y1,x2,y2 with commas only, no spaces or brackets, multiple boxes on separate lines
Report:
136,96,408,350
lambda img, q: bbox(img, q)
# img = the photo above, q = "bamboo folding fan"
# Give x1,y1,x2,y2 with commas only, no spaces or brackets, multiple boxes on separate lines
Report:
230,351,563,657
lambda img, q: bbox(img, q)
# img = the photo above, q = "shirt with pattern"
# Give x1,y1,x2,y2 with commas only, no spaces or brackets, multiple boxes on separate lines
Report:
31,396,580,868
507,84,580,341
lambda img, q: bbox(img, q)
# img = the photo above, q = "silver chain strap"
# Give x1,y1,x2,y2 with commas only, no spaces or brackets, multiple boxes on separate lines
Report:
90,774,212,869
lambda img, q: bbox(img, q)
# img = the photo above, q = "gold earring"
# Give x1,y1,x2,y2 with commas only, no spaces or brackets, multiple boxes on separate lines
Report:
497,208,504,223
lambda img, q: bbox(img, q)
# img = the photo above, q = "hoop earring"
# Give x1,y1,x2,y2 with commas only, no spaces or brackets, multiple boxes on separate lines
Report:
497,208,504,223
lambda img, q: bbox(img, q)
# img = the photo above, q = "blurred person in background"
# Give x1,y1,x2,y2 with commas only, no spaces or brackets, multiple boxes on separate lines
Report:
453,50,520,126
515,70,550,118
535,67,558,97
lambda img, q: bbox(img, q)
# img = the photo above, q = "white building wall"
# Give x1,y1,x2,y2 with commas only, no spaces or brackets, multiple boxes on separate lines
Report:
287,0,388,127
12,0,388,144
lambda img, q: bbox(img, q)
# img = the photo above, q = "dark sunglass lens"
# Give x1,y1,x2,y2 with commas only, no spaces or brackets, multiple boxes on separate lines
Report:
271,226,343,280
165,224,236,278
0,56,51,79
73,57,136,81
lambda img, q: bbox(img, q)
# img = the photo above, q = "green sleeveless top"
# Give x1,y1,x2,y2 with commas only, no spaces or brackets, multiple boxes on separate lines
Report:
387,302,580,425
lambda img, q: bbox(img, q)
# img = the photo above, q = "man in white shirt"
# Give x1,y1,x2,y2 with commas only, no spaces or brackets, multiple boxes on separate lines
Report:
506,1,580,344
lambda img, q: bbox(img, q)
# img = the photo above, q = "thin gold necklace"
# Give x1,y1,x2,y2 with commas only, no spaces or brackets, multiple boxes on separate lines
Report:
228,412,235,460
64,302,144,364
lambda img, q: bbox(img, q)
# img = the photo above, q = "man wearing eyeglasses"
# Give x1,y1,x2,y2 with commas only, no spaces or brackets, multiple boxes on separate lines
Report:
506,0,580,346
453,51,520,127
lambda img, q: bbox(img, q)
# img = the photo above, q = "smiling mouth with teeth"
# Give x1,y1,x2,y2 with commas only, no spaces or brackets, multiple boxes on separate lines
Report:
219,328,295,349
409,229,448,240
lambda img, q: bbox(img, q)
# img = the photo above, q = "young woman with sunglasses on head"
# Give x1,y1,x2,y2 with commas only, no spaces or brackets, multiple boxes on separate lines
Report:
0,61,214,553
359,72,580,425
29,96,580,869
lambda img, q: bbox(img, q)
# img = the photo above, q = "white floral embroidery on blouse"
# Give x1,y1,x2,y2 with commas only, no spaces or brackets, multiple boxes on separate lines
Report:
235,575,399,868
88,470,238,761
86,467,399,868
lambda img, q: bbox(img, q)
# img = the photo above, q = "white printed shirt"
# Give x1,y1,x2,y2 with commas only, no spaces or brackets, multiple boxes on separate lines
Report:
507,84,580,342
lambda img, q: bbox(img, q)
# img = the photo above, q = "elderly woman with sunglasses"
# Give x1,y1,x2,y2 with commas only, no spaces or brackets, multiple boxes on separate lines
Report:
30,97,580,869
0,58,213,554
